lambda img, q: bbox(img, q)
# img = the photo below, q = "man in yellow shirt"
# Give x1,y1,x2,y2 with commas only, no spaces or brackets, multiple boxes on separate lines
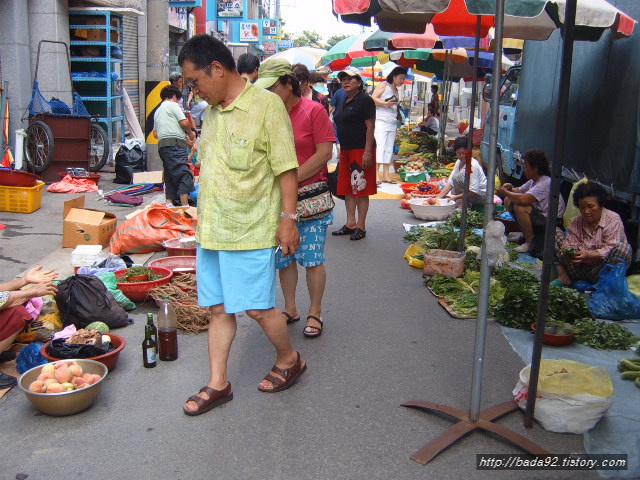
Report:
178,35,305,416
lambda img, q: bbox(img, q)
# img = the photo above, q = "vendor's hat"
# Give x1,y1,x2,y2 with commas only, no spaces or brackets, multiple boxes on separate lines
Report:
337,66,362,79
255,58,293,89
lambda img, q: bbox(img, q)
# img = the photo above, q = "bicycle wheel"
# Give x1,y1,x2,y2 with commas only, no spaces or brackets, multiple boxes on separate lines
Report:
25,120,55,174
89,123,110,172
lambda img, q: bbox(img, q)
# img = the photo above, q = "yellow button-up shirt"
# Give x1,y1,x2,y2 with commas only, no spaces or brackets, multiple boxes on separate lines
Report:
196,81,298,250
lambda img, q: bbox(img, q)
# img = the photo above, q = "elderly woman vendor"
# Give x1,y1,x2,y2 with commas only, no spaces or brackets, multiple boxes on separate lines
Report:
0,266,58,388
555,182,631,286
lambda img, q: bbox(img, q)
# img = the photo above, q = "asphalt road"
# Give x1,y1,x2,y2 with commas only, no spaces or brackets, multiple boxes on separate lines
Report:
0,174,595,480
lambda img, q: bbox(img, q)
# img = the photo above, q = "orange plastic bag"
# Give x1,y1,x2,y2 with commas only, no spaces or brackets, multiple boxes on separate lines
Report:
109,203,197,254
47,175,98,193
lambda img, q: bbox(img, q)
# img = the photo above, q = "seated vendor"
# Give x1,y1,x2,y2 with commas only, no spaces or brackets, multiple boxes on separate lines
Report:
496,149,566,255
0,266,58,388
418,103,439,136
435,136,487,207
555,181,631,286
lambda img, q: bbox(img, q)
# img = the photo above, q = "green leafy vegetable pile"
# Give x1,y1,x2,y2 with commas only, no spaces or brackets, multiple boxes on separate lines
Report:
574,319,640,351
428,273,505,317
495,284,593,330
445,210,485,229
403,225,481,252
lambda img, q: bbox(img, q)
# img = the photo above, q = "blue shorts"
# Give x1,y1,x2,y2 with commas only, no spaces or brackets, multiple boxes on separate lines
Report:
196,246,277,314
276,212,333,269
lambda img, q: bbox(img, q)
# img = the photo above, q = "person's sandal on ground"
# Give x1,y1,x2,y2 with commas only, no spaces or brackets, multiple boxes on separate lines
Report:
0,371,18,389
183,383,233,416
350,228,366,241
282,311,300,324
332,225,355,236
258,352,307,393
0,350,17,363
303,316,323,338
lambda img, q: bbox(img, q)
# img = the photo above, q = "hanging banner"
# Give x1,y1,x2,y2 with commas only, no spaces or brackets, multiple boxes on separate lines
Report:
239,22,259,42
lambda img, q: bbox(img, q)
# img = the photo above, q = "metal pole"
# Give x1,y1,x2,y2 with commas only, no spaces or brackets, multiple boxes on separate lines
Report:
458,16,482,251
524,0,577,429
469,0,505,423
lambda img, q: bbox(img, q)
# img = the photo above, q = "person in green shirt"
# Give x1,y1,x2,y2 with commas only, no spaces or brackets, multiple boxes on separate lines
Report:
178,35,306,416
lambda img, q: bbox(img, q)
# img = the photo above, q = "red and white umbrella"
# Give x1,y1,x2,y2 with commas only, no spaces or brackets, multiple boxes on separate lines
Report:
334,0,635,39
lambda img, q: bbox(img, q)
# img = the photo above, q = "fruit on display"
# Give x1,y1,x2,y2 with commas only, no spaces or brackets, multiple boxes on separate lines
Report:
28,361,102,394
85,322,110,333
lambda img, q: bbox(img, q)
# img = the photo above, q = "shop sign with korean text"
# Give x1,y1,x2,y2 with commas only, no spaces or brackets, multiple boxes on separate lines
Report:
239,22,259,42
207,0,247,21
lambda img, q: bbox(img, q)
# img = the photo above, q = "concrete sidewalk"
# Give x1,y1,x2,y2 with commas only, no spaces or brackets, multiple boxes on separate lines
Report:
0,174,593,480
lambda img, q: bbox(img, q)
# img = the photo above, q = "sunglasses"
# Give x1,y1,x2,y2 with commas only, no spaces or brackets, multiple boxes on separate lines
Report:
186,64,212,89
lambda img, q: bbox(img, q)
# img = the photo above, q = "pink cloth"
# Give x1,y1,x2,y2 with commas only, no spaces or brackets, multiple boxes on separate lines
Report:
562,208,629,259
289,96,336,187
24,296,43,320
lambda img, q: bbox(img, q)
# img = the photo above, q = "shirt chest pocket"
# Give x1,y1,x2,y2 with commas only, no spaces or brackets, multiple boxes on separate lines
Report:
225,136,255,171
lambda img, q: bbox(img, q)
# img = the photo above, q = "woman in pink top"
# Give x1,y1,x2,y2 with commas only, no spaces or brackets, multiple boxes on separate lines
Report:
555,181,631,285
257,58,336,338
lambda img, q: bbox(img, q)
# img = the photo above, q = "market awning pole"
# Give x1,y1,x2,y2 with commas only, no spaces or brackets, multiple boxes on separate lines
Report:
469,5,503,423
438,51,451,160
407,74,415,126
458,15,482,251
524,0,577,429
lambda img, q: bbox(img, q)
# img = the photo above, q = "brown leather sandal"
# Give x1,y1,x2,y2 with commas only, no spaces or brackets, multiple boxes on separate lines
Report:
183,383,233,416
257,352,307,393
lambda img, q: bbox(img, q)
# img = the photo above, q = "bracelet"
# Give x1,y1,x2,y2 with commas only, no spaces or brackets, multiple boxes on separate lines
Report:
363,152,372,156
280,211,299,221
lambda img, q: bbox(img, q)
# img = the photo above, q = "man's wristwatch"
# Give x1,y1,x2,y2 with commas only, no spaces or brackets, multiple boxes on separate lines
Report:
280,211,299,221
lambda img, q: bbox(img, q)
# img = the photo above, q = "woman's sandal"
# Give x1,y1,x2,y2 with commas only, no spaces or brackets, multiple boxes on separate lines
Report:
282,311,300,324
257,351,307,393
183,383,233,416
332,225,355,236
303,315,323,338
350,228,366,241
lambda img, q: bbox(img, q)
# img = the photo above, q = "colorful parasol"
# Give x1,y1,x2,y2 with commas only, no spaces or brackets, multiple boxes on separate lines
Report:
321,33,380,71
333,0,635,39
268,47,327,71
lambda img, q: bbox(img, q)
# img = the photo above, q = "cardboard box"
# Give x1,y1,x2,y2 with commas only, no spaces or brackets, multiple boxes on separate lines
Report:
132,171,163,184
63,196,117,248
86,16,119,43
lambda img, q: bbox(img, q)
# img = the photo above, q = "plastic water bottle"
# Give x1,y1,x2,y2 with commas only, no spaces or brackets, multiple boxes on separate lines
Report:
157,297,178,361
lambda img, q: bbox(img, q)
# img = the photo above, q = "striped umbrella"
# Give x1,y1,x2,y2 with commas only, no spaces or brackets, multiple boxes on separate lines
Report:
321,33,379,71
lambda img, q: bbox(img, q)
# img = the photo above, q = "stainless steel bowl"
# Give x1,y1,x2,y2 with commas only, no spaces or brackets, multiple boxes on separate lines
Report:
18,359,108,416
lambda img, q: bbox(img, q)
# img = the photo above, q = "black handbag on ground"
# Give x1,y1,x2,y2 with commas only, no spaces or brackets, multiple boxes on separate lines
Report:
55,275,128,329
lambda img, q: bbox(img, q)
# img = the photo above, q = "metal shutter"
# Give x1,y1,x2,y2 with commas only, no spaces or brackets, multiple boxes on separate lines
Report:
122,14,139,133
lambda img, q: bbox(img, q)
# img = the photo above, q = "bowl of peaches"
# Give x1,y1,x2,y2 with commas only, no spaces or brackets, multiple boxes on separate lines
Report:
18,359,108,416
409,197,456,221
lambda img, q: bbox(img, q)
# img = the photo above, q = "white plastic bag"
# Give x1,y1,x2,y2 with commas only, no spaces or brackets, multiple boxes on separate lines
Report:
482,220,508,267
513,360,614,434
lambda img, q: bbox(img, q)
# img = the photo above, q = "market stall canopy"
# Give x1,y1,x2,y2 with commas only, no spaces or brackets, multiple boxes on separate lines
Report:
333,0,635,40
364,24,439,50
321,33,380,70
381,48,511,80
268,47,327,71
